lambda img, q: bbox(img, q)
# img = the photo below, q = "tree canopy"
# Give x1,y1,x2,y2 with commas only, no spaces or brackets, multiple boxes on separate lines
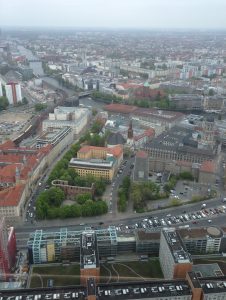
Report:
0,96,9,111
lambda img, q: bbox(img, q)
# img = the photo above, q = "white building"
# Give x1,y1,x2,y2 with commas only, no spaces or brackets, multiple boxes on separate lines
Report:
42,106,90,136
5,82,22,105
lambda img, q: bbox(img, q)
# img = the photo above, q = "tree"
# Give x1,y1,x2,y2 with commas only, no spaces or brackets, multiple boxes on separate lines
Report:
22,97,28,105
76,193,92,205
81,200,95,217
208,88,215,96
0,96,9,111
91,121,103,134
35,103,47,111
47,187,65,206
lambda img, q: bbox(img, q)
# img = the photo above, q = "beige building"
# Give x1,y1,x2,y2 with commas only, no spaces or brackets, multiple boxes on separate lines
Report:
69,145,123,181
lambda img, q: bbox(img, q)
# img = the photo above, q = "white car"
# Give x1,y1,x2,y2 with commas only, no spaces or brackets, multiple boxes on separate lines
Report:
208,219,212,223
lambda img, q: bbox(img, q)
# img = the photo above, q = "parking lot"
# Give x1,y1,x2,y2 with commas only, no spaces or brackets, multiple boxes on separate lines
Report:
0,111,32,142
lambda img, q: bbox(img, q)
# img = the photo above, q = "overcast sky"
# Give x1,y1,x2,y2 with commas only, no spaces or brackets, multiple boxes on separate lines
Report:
1,0,226,29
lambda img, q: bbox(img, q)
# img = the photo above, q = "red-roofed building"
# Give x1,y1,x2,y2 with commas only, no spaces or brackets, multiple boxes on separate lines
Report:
0,141,52,222
104,103,184,129
133,86,165,101
104,103,137,115
133,128,155,148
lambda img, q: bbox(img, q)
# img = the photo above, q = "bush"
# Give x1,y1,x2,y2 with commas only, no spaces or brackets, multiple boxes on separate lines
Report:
170,198,182,206
35,103,47,111
191,195,206,202
178,171,194,181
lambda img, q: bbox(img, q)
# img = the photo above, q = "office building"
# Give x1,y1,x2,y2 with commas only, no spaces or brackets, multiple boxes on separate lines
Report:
4,274,226,300
135,231,160,255
69,145,123,181
0,217,16,281
5,82,22,105
146,126,218,174
104,103,184,129
133,151,149,182
80,230,100,286
42,106,90,136
159,228,193,279
36,127,72,149
27,227,117,264
180,227,223,255
0,217,9,281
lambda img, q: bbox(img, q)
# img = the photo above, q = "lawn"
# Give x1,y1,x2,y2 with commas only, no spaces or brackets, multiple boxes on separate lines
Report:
100,259,163,283
30,264,80,288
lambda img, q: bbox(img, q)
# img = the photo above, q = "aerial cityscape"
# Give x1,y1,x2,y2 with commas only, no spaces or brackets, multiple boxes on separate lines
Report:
1,0,226,299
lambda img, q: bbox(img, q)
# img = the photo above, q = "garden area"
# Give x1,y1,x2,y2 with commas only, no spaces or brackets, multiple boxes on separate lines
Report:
100,259,163,283
30,264,80,288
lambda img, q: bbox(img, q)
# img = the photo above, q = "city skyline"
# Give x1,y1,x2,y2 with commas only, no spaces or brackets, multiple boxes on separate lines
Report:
1,0,226,29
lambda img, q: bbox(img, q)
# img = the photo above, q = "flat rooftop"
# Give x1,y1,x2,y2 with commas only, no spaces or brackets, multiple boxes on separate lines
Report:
136,230,160,241
69,158,114,169
179,227,223,239
192,264,223,278
162,228,192,264
80,230,99,269
97,280,192,299
200,278,226,294
0,287,86,300
37,127,71,142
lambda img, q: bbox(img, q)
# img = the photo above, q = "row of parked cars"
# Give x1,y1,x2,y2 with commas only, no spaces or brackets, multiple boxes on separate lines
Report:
138,205,226,229
115,205,226,232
